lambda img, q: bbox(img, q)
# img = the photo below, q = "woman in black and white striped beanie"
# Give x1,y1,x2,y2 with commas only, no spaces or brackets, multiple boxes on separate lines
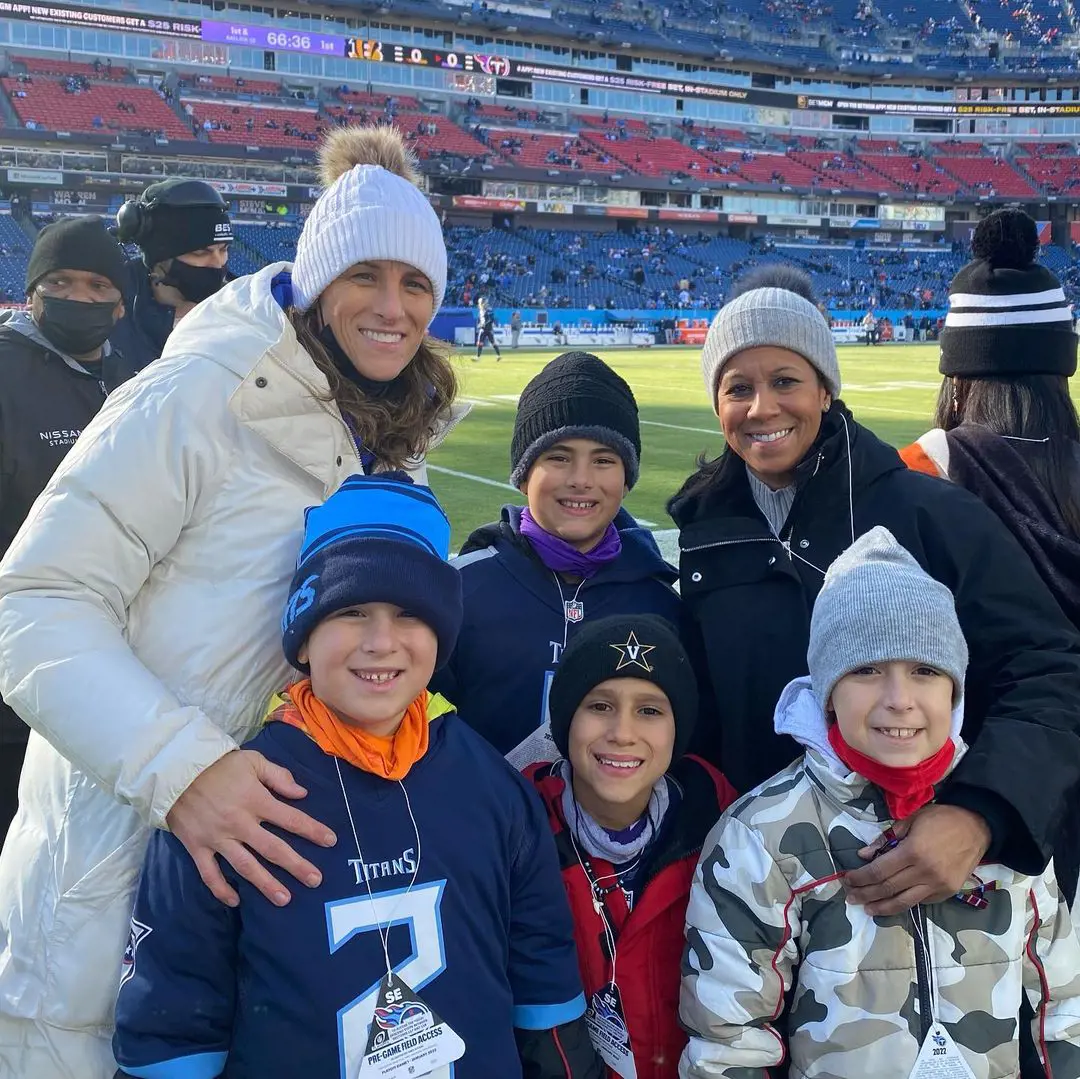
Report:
939,208,1077,381
902,207,1080,913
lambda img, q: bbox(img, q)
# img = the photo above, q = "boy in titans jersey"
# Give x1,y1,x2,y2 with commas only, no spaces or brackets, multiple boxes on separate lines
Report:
113,474,602,1079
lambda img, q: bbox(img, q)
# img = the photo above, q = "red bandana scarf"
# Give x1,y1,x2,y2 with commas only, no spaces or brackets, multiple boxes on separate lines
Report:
827,723,955,821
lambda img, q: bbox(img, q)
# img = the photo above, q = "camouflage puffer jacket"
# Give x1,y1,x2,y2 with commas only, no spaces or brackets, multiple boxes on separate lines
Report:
679,679,1080,1079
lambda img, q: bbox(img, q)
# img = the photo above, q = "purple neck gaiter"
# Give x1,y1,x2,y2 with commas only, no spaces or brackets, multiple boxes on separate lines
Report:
519,507,622,578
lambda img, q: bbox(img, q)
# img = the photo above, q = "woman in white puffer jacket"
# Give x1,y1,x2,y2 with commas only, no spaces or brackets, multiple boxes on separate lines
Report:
0,126,468,1079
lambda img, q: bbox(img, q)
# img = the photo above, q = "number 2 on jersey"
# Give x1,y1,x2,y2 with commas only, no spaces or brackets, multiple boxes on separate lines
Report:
326,880,451,1079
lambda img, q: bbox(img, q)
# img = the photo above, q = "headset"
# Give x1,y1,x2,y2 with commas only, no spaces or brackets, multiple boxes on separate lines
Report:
115,179,229,245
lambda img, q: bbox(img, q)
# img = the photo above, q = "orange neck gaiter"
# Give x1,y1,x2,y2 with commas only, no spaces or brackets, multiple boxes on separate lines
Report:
280,678,429,780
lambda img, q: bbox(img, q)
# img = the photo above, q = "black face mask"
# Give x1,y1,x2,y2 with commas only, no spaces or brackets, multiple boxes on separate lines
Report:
38,296,118,356
317,323,408,403
162,259,227,305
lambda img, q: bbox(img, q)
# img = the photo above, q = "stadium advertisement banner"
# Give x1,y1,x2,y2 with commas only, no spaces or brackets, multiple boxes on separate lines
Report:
451,195,526,211
0,1,201,39
538,200,573,214
605,206,650,219
766,214,822,226
879,203,946,222
7,167,62,185
209,180,289,197
658,209,720,222
726,213,759,224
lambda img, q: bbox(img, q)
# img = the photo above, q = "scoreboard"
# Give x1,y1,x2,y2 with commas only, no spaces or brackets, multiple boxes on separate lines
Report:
346,40,512,78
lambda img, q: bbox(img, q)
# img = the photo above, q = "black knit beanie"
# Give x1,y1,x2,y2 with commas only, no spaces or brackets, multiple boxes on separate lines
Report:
119,178,233,268
510,351,641,488
548,614,698,762
26,215,127,295
940,209,1077,379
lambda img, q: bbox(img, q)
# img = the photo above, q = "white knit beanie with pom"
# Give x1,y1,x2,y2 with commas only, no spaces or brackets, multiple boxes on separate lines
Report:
291,127,447,317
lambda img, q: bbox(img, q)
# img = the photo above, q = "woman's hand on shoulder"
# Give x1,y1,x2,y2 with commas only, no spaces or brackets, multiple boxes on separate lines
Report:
842,803,991,916
166,749,338,907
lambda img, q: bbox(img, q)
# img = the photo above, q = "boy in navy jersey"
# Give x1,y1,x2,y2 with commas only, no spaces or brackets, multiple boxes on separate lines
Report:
113,474,601,1079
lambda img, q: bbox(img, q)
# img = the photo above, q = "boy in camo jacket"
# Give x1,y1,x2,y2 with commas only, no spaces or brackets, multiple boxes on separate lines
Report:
679,526,1080,1079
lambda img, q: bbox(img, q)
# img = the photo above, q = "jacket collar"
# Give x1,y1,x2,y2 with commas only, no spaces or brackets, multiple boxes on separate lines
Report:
6,310,114,373
672,405,906,546
459,504,676,604
773,676,966,821
530,755,722,895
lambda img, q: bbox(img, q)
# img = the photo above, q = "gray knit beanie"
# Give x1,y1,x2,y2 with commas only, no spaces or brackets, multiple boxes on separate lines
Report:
701,287,841,410
808,526,968,711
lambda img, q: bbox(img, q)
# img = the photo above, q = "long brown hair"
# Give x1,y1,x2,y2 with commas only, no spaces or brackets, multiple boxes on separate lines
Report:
288,306,457,471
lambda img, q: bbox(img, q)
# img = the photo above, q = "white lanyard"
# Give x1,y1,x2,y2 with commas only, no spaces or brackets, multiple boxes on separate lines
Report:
334,758,422,978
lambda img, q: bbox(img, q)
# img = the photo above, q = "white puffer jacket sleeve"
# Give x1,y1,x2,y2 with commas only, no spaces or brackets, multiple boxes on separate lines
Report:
0,359,236,829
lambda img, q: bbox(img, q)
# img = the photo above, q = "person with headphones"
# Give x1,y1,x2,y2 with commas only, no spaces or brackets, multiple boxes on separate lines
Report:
111,177,233,370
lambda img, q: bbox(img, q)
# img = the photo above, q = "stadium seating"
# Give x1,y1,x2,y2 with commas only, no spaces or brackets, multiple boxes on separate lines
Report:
0,214,33,301
701,149,825,188
788,151,900,193
489,130,628,172
2,78,192,139
336,91,422,111
185,101,322,147
177,74,283,97
858,154,964,196
938,155,1039,197
15,56,128,80
1018,151,1080,194
579,134,717,178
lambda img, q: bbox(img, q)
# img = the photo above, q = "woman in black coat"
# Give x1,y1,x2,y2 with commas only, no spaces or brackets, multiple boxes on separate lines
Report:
670,265,1080,917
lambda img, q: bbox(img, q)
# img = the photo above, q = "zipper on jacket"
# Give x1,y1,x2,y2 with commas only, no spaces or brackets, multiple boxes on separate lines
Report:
679,535,781,555
912,904,934,1043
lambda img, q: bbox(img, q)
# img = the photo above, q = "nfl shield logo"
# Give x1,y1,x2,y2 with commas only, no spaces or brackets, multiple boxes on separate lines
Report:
564,600,584,623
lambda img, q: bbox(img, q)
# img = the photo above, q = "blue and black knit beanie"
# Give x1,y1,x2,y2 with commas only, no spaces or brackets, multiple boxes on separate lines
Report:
281,473,462,672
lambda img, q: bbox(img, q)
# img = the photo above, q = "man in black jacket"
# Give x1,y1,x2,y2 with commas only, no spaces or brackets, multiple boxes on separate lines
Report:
0,214,133,844
110,178,233,371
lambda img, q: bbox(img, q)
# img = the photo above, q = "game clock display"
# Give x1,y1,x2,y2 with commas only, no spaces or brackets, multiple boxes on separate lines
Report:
201,19,344,55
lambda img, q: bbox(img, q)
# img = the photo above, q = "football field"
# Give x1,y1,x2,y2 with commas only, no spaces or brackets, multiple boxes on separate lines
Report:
428,344,1080,553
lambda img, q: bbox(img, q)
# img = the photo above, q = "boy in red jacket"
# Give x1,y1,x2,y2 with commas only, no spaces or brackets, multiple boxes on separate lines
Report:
526,614,737,1079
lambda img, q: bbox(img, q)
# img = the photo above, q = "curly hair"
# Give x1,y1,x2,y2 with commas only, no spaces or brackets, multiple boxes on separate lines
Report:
287,306,458,471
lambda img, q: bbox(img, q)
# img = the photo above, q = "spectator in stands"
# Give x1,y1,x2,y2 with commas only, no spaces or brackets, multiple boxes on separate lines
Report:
0,216,132,846
901,207,1080,898
433,352,680,762
0,125,467,1079
668,263,1080,930
112,178,233,370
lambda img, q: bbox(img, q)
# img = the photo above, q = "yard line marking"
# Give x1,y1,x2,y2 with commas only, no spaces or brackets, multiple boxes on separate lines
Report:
850,403,927,417
427,465,518,491
488,393,522,402
641,419,720,435
460,397,497,407
428,466,661,530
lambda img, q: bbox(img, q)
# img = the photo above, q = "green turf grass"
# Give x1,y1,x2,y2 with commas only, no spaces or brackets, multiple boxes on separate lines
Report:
428,345,1080,550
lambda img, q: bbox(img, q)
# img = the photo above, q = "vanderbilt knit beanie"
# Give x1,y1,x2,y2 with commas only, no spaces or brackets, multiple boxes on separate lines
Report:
940,209,1076,379
292,127,446,316
26,215,127,294
281,473,462,672
548,614,698,762
701,286,841,408
808,526,968,711
510,351,641,488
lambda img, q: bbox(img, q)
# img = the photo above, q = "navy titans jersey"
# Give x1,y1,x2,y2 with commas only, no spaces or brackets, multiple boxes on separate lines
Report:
114,712,586,1079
